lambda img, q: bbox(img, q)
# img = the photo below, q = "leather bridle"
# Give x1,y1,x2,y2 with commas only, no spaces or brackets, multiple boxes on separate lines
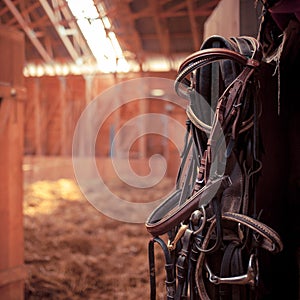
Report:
145,35,283,300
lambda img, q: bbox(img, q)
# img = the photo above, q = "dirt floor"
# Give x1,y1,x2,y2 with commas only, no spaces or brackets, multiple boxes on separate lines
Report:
23,174,174,300
20,155,300,300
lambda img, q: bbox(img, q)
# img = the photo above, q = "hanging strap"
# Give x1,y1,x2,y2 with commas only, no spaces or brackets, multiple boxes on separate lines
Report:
148,237,176,300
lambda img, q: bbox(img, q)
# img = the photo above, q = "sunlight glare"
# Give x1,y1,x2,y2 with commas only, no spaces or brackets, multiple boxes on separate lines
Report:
66,0,129,73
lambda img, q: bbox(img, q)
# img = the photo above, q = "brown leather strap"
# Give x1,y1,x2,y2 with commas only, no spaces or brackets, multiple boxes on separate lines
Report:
175,48,260,101
222,212,283,253
145,176,232,236
178,48,259,74
195,211,283,299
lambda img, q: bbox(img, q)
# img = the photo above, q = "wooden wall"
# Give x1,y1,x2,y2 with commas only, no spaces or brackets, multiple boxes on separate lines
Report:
24,71,186,177
24,75,87,155
0,26,27,300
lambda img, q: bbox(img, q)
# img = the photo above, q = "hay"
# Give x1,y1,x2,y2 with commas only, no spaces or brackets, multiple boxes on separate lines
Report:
24,178,172,299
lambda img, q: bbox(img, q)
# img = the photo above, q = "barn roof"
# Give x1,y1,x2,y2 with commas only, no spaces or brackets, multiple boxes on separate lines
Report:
0,0,220,75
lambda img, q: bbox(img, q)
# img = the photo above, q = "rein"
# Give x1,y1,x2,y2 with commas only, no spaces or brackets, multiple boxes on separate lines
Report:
145,35,283,300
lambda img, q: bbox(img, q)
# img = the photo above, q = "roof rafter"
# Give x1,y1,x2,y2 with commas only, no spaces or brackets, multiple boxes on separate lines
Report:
1,0,220,73
112,1,145,67
3,0,54,64
150,0,171,58
57,0,94,62
187,0,201,51
19,2,40,18
38,0,83,64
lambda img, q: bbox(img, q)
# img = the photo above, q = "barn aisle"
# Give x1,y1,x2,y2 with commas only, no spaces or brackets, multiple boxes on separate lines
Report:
23,156,173,299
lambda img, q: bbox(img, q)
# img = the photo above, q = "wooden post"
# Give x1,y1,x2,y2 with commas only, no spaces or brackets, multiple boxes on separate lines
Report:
59,76,67,155
33,78,42,155
0,25,27,300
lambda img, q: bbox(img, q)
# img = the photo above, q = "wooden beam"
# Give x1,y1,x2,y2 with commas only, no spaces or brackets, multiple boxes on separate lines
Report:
33,78,42,154
165,1,187,13
44,34,54,59
57,0,94,61
19,1,40,17
159,9,214,18
150,1,171,57
3,0,53,63
28,15,49,30
131,32,196,40
113,1,145,65
59,76,67,155
38,0,81,63
0,5,10,17
5,16,19,26
130,6,152,19
159,0,220,19
187,0,201,51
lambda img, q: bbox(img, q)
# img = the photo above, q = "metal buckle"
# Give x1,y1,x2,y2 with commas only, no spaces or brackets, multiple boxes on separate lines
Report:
167,224,188,251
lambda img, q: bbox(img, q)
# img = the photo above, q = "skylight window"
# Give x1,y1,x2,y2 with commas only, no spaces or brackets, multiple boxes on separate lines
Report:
66,0,129,73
